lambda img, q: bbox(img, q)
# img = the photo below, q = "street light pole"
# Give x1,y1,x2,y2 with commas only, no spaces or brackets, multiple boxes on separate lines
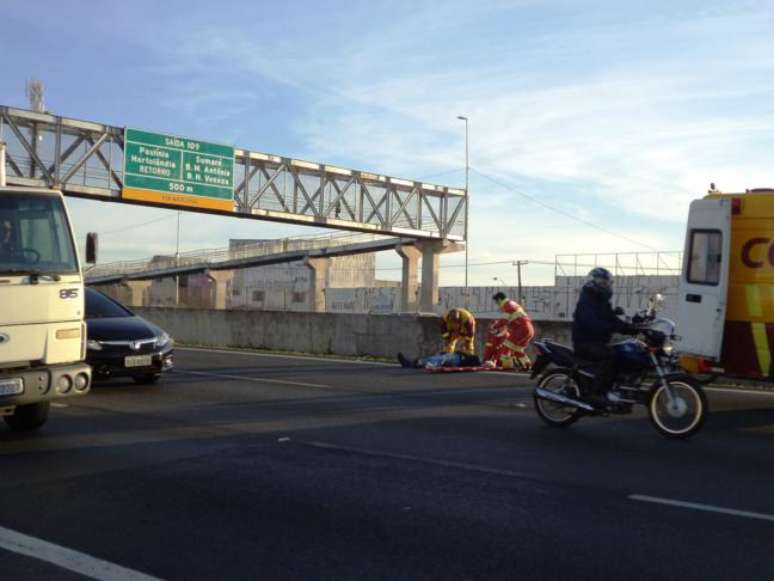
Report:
457,116,469,289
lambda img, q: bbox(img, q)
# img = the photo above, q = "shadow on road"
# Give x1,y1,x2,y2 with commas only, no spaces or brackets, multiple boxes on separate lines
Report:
704,406,774,433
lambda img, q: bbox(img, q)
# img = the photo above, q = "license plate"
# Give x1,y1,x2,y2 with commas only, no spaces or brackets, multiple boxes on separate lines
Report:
0,378,24,396
125,355,153,368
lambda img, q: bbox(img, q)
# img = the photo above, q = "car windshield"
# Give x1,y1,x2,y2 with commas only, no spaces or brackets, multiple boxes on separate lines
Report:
85,288,133,319
0,193,79,275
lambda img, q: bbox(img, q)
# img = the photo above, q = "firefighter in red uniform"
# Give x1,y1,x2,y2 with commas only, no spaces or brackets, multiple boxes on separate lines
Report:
440,307,476,355
482,319,511,368
492,291,534,369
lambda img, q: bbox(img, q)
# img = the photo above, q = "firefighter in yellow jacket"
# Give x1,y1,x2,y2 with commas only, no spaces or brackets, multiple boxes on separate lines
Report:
440,308,477,355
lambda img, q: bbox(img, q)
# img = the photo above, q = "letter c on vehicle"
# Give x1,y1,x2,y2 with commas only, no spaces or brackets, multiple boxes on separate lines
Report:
741,237,770,268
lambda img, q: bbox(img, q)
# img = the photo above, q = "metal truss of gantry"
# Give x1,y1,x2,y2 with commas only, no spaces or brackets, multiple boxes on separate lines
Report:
0,106,466,241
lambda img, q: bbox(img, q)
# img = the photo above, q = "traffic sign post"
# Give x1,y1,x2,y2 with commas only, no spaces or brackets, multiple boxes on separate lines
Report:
122,128,235,211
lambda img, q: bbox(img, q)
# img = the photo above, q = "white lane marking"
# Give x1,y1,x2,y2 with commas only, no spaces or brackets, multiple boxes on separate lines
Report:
629,494,774,523
303,440,537,480
180,369,330,389
177,346,396,367
0,525,163,581
705,386,774,397
177,348,774,394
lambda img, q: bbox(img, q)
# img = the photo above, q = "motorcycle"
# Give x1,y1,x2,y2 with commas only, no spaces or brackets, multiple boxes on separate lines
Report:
531,295,708,438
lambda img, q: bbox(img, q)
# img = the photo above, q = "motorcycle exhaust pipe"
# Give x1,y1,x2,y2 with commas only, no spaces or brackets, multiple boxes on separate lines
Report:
535,387,596,412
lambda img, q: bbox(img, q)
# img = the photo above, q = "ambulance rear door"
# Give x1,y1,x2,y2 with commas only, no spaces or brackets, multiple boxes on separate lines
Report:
676,197,731,358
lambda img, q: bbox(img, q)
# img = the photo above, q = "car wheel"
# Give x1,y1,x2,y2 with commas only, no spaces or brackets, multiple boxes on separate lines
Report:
133,373,161,385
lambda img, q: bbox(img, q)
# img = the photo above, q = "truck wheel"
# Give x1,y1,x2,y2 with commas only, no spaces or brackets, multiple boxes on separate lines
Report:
4,402,50,432
133,374,161,385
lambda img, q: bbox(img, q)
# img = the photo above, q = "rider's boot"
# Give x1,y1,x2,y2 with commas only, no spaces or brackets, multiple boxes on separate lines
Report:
586,392,609,409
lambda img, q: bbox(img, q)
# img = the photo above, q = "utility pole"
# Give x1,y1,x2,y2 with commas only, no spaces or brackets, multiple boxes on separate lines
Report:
26,80,45,179
514,260,528,305
26,80,45,112
0,141,6,187
457,115,469,288
175,210,181,306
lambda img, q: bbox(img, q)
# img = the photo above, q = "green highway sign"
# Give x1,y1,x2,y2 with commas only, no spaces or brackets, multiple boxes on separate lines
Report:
123,128,235,211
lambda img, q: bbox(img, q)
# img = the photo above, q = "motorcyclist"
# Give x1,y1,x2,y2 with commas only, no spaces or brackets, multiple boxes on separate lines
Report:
572,267,636,405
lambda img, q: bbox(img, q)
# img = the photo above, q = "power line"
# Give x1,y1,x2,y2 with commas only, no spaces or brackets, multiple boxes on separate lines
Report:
374,258,559,271
80,215,176,238
414,167,465,182
470,168,660,252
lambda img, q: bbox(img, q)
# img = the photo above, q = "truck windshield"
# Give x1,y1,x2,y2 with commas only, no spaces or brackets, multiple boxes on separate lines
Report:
0,193,78,275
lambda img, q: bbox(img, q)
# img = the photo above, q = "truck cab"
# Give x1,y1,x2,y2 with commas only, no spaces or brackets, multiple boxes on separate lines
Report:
678,189,774,380
0,185,92,431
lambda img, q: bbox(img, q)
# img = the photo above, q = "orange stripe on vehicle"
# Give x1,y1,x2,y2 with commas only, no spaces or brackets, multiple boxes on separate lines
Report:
751,322,772,378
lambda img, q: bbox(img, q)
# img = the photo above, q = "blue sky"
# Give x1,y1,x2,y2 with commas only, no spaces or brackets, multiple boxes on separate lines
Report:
3,0,774,284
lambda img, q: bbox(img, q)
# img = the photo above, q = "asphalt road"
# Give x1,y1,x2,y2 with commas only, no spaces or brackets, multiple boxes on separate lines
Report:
3,347,774,580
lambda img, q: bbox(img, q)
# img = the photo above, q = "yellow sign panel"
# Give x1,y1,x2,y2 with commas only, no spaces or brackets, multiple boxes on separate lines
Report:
122,188,233,211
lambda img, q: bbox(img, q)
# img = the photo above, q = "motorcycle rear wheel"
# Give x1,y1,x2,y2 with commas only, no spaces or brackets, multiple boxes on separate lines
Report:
534,369,582,428
648,378,707,438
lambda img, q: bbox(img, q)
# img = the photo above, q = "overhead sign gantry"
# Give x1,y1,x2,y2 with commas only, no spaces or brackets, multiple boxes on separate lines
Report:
123,128,235,211
0,106,466,241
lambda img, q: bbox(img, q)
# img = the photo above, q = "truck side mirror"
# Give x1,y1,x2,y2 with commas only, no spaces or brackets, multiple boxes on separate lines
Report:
85,232,98,264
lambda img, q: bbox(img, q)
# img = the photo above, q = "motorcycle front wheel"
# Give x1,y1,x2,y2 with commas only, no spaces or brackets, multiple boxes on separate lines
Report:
648,378,707,438
534,369,582,428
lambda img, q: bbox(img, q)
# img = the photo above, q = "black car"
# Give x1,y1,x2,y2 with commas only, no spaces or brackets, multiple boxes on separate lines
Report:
85,287,174,383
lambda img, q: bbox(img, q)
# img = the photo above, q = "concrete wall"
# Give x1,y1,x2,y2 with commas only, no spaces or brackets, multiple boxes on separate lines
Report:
322,277,680,321
134,307,572,360
229,253,376,312
94,274,222,310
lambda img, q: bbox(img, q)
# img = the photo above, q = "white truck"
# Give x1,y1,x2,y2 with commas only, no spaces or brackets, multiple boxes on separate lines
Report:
0,142,94,431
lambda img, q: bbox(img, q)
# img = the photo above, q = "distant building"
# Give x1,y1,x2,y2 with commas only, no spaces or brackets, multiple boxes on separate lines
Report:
228,239,378,311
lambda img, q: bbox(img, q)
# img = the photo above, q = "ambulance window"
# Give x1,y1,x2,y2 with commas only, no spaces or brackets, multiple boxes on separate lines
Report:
687,230,722,285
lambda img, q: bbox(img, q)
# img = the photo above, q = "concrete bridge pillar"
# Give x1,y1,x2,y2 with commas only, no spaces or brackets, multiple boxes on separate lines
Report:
417,241,442,313
207,270,234,310
396,245,420,312
122,280,152,307
305,257,330,312
416,240,465,313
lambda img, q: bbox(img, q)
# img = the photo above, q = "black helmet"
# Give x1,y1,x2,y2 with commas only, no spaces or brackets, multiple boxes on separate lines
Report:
587,267,613,297
492,291,507,303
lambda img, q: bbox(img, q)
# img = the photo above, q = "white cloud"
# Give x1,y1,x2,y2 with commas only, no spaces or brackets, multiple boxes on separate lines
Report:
32,1,774,284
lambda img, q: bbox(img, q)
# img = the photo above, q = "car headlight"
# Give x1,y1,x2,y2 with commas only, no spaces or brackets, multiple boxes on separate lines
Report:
156,332,171,348
87,339,103,351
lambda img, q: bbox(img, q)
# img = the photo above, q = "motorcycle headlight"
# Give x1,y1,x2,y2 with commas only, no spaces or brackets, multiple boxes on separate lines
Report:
662,343,674,355
87,339,103,351
156,332,172,348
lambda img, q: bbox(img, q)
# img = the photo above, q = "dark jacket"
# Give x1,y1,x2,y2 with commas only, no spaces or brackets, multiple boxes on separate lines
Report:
572,284,633,346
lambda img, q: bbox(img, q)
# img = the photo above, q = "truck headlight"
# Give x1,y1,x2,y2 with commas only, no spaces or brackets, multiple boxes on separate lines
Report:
74,373,89,391
87,339,103,351
57,374,73,394
156,332,171,348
